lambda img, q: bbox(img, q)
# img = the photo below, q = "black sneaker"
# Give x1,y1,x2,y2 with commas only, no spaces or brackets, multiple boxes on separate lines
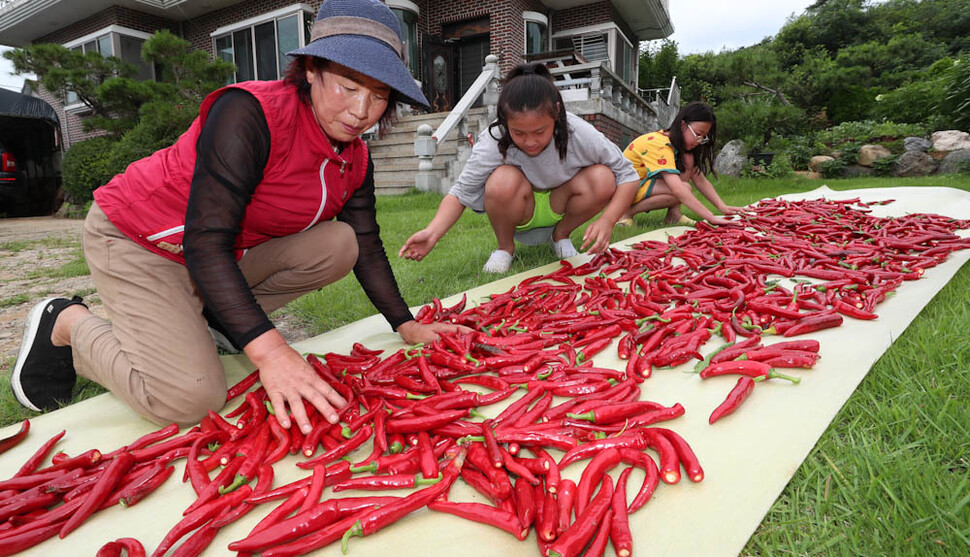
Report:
11,296,86,411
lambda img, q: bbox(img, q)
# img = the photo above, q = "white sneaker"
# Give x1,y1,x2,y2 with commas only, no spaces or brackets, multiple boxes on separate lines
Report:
552,238,578,259
482,249,514,273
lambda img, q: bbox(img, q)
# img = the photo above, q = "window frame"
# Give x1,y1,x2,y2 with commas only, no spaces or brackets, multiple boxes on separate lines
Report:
63,25,154,113
387,0,420,79
522,11,549,55
551,23,638,87
210,3,315,84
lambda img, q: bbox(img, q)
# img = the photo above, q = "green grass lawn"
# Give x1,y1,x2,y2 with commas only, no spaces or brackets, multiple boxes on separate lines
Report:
2,174,969,553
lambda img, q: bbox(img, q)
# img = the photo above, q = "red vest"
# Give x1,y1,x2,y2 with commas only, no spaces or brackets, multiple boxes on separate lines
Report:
93,80,369,263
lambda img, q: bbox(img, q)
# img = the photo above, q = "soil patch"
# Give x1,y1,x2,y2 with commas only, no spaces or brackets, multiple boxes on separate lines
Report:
0,216,313,367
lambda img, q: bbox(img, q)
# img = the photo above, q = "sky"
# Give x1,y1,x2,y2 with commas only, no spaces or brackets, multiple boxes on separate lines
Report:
0,1,819,91
665,0,818,55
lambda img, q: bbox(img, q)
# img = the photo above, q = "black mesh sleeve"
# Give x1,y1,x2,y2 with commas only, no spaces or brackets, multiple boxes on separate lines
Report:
337,156,415,330
183,88,274,349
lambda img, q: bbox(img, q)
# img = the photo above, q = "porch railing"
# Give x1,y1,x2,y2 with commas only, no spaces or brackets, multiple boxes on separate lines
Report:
414,54,500,192
639,76,680,128
547,61,658,127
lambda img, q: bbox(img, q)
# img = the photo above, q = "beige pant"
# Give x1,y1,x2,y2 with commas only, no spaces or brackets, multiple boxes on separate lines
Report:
74,203,358,425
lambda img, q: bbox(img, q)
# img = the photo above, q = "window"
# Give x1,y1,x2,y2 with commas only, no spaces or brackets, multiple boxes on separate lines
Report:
523,11,548,55
63,26,154,109
388,0,420,79
553,24,638,87
211,5,315,84
555,32,608,62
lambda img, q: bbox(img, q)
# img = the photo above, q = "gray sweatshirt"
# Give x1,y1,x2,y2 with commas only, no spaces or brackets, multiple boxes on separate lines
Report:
448,112,640,212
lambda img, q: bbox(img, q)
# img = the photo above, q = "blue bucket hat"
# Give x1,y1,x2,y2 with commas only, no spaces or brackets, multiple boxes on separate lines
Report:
288,0,429,109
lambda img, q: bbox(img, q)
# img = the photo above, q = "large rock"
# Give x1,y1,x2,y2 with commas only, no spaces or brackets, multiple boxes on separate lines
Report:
903,136,932,152
857,144,893,167
714,140,747,177
809,155,835,172
931,130,970,152
893,151,938,177
938,149,970,174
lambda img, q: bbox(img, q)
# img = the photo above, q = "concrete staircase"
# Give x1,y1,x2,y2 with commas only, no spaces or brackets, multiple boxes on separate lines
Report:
368,107,490,195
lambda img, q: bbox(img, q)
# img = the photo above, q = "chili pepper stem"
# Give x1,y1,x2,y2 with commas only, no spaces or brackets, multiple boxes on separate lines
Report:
767,369,801,383
341,521,364,554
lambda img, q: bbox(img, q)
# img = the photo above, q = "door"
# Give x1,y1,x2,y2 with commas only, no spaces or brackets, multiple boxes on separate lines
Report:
457,35,490,108
424,35,455,113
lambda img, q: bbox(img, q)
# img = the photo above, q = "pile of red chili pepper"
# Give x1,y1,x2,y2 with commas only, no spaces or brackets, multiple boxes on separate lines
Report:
1,197,968,556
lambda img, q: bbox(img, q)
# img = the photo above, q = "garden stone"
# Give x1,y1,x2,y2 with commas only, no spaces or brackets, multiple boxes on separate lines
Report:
841,165,874,178
931,130,970,152
809,155,834,172
903,137,932,152
714,140,747,177
938,149,970,175
893,151,938,177
857,144,892,167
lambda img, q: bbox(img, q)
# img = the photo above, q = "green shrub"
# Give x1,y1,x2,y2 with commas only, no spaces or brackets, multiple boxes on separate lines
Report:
61,136,118,204
816,120,928,147
871,155,898,177
940,56,970,130
818,158,847,178
783,136,815,170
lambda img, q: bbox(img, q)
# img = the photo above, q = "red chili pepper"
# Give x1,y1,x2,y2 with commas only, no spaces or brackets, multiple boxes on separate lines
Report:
833,299,878,320
710,376,757,425
574,447,621,517
547,474,614,557
512,476,536,528
782,311,844,337
332,472,441,492
557,433,646,470
0,522,62,555
339,454,463,552
226,369,260,402
650,427,704,483
297,425,372,469
97,538,146,557
385,410,466,434
13,429,65,478
699,360,800,383
610,466,634,556
117,463,175,508
59,451,135,538
535,488,559,542
430,499,529,539
0,419,29,456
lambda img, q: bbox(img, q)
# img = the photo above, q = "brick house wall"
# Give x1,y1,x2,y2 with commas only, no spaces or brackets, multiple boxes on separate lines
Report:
26,0,636,147
582,113,640,152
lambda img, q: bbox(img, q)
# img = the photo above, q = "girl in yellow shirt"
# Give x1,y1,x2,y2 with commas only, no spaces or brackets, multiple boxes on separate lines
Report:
620,102,741,226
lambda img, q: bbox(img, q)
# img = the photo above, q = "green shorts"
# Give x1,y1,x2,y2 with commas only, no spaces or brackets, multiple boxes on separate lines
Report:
516,191,564,232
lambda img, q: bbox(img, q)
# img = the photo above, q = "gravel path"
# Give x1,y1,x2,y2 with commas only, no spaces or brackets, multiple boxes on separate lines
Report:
0,216,310,368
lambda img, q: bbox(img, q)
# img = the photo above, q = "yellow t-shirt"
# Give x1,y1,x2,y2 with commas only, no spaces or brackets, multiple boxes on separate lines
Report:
624,131,680,203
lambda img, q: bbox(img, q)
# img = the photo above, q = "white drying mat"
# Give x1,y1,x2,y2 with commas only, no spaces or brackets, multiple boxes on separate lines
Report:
2,186,969,556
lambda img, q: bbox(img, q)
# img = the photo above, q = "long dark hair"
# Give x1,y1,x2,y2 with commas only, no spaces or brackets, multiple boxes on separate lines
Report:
488,63,569,160
284,55,397,138
666,101,717,176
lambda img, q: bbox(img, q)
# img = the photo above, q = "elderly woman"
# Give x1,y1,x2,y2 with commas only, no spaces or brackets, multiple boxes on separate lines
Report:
11,0,463,435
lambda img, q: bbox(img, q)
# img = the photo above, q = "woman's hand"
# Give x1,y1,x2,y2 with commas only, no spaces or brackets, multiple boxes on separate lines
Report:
719,205,746,215
707,215,735,226
399,228,438,261
246,333,347,434
397,320,473,345
580,217,615,254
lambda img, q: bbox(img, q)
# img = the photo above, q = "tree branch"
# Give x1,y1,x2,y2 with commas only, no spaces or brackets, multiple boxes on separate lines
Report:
742,80,791,106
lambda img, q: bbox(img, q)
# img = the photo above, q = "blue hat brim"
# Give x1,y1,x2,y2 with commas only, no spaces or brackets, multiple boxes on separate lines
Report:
289,36,429,109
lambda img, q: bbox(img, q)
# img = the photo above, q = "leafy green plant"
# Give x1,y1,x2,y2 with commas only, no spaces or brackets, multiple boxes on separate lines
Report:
940,56,970,130
783,136,816,170
816,120,927,147
871,155,898,177
819,158,848,178
60,136,117,204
